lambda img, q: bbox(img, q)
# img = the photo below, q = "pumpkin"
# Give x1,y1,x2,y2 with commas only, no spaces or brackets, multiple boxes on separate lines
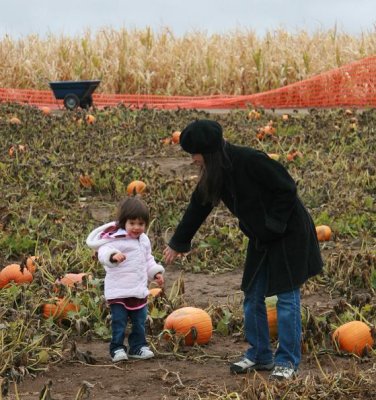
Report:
42,298,80,320
9,117,21,125
149,287,163,297
248,110,261,120
40,106,51,115
267,153,280,161
86,114,96,124
0,263,33,289
55,273,90,287
160,137,171,145
164,307,212,346
25,256,38,274
286,149,303,162
79,173,94,188
332,321,374,356
263,124,276,136
266,296,278,339
315,225,332,241
171,131,181,144
127,180,146,196
267,307,278,339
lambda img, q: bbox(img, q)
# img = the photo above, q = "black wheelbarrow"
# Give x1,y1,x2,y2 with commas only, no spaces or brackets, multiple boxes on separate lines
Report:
49,80,101,110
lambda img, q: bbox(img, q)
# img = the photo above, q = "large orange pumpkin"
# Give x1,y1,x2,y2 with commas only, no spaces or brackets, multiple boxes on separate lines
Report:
164,307,212,346
0,264,33,288
332,321,374,356
127,180,146,196
315,225,332,241
42,298,80,320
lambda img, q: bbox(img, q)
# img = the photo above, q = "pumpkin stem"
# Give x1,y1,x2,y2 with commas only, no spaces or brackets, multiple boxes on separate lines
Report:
190,326,198,341
20,259,26,273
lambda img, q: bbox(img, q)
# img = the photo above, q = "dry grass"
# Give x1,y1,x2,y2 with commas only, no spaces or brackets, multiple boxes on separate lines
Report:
1,27,376,95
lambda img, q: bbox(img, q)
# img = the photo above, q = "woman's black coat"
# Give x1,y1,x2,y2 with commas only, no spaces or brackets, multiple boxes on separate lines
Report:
169,142,323,296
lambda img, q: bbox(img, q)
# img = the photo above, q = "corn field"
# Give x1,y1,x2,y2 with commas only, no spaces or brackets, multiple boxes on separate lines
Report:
1,26,376,95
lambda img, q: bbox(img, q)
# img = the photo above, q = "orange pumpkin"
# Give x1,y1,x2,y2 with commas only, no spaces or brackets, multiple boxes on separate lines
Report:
287,150,303,162
149,287,163,297
40,106,51,115
332,321,374,356
267,307,278,339
86,114,96,124
171,131,181,144
127,180,146,196
55,273,91,287
315,225,332,241
265,296,278,338
25,256,38,274
79,173,94,188
42,298,80,320
0,264,33,288
9,117,21,125
263,124,276,136
164,307,212,346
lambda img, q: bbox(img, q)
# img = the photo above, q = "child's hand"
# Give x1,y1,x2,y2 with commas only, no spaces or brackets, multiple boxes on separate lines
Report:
154,273,164,287
111,252,126,263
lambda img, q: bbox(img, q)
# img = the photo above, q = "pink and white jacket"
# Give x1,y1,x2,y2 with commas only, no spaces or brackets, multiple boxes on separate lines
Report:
86,222,164,301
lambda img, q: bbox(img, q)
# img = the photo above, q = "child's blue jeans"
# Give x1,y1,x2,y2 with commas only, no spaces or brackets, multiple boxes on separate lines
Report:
109,303,148,356
243,266,301,370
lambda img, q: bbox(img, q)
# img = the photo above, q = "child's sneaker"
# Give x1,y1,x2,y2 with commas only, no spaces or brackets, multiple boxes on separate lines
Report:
128,346,154,359
111,348,128,363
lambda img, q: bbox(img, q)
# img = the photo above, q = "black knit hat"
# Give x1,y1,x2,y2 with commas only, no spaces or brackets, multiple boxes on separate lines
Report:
180,120,224,154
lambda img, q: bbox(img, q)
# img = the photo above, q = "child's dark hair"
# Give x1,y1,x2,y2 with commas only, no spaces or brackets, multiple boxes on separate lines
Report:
117,196,150,227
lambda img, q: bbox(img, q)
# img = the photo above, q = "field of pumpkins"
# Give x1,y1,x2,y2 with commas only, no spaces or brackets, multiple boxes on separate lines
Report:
0,103,375,399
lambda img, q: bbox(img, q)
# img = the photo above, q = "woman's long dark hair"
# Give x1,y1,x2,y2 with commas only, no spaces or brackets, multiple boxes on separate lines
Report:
197,143,231,206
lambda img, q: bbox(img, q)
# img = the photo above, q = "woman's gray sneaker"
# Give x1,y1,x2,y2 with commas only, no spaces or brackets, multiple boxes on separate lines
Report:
230,357,274,374
269,366,296,380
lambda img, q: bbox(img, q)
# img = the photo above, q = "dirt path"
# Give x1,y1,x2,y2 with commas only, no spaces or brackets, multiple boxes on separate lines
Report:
8,267,357,400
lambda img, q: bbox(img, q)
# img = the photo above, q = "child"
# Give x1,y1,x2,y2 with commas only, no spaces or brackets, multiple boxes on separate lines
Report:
86,196,165,362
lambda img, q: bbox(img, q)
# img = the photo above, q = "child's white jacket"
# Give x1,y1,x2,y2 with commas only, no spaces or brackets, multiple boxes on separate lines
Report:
86,222,164,301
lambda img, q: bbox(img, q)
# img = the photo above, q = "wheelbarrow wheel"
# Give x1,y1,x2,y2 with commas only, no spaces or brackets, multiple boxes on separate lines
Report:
64,94,80,110
79,95,93,109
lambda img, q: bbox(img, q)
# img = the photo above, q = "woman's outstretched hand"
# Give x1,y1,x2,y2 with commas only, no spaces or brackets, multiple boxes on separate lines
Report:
163,245,180,265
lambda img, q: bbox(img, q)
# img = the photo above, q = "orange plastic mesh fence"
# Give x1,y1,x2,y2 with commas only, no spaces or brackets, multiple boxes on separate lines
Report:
1,56,375,110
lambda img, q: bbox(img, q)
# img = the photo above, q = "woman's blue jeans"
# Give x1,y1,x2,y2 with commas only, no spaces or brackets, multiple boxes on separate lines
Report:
243,267,301,370
109,303,148,356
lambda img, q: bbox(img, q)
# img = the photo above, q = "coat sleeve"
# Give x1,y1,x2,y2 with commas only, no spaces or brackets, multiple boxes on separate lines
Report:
143,235,165,281
247,152,297,234
97,243,121,268
168,188,214,252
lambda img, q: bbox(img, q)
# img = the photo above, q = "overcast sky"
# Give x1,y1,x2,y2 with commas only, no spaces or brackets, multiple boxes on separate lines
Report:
0,0,375,38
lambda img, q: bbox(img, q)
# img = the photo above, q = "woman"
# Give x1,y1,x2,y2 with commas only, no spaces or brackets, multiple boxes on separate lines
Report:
163,119,323,380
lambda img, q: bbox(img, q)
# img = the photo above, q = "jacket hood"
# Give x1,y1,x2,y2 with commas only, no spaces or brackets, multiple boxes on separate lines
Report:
86,221,119,249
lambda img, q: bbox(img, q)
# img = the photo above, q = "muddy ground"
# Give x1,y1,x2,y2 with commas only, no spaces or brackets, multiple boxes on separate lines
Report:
8,267,370,400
